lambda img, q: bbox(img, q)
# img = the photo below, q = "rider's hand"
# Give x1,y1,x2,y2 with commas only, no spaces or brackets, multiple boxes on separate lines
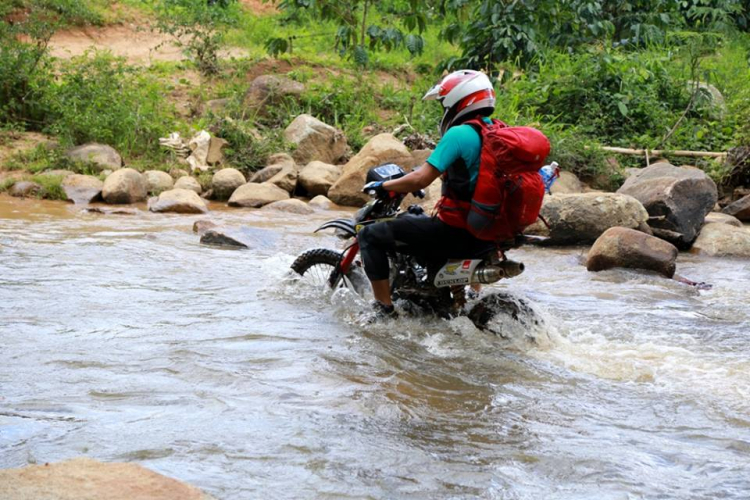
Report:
412,189,426,199
363,181,389,198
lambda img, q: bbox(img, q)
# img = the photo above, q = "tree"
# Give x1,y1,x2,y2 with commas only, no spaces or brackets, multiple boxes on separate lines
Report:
266,0,429,66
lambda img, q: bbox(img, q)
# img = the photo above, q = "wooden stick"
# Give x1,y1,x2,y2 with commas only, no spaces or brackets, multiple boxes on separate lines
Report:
599,146,727,159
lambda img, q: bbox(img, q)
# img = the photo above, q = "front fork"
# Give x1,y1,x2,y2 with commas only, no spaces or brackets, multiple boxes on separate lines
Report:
329,240,360,288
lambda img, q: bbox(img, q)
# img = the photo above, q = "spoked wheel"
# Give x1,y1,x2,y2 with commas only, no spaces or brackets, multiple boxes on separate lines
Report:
291,248,368,296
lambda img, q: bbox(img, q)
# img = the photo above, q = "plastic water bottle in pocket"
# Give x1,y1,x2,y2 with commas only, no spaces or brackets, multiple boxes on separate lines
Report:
539,161,560,193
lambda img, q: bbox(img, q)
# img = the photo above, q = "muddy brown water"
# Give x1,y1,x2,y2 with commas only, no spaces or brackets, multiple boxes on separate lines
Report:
1,196,749,499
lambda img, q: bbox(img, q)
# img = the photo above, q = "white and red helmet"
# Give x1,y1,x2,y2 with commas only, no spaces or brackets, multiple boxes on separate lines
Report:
423,70,496,136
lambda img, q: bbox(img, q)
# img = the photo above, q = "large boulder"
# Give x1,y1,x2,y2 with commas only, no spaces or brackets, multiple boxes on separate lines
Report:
142,170,174,195
550,171,584,195
261,198,314,215
102,168,147,204
174,176,202,194
66,143,122,172
148,189,208,214
410,149,433,168
249,164,283,183
211,168,246,201
528,193,650,245
617,162,718,249
0,458,216,500
245,75,305,108
62,174,103,204
298,160,342,196
206,137,228,166
228,182,289,208
265,153,298,193
284,114,348,165
586,226,679,278
9,181,41,198
691,223,750,258
328,133,413,206
721,194,750,222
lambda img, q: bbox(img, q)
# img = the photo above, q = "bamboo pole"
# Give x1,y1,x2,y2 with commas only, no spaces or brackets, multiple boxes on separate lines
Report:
599,146,727,159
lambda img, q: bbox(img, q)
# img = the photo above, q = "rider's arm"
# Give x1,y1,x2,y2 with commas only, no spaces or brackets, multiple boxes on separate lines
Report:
382,163,441,193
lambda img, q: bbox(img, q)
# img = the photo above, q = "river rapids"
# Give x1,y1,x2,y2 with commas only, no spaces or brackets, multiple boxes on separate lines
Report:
1,196,749,499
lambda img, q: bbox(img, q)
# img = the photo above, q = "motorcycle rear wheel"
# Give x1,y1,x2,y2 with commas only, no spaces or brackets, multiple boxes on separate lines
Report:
291,248,368,295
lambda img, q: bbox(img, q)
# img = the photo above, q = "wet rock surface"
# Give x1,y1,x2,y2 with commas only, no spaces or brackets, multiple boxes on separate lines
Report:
691,222,750,258
617,162,718,248
9,181,41,198
586,226,679,278
261,198,314,215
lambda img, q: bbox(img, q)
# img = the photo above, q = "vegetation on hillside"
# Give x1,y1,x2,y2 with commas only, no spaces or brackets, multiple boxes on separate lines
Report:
1,0,748,192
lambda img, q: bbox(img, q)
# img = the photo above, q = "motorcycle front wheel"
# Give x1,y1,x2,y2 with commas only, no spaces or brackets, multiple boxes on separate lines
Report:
291,248,368,296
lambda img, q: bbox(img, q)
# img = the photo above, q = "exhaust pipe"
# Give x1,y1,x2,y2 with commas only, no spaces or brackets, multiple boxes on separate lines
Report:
471,260,525,284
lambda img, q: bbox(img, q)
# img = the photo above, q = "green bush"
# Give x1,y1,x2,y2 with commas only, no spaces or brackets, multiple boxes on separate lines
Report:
41,53,175,157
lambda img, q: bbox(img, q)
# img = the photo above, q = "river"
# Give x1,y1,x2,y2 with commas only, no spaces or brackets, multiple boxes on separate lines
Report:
1,195,749,499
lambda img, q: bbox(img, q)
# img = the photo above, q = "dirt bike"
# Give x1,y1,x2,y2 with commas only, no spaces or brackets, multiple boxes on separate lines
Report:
291,164,539,333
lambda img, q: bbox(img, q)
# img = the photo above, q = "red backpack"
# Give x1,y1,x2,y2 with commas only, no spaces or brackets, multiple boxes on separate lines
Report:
437,118,550,243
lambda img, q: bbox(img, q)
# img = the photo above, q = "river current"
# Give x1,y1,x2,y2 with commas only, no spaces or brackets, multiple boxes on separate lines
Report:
1,196,749,499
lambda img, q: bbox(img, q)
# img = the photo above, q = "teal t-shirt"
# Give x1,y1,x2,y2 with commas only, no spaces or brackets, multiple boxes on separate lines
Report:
426,118,489,189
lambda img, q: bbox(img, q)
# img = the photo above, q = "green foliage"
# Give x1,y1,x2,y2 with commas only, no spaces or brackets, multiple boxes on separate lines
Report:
271,0,427,65
30,174,66,200
440,0,750,70
154,0,240,75
41,53,175,156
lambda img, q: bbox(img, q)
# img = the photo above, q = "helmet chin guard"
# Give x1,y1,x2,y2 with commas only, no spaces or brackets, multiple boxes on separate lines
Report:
424,70,496,136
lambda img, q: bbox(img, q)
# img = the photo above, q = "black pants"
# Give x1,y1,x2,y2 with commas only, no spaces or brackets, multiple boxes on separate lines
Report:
358,215,495,281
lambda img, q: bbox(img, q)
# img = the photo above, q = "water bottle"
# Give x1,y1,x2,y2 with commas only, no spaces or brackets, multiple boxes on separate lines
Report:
539,161,560,194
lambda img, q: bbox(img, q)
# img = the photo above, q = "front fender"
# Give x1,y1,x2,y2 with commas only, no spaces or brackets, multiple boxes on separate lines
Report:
315,218,357,239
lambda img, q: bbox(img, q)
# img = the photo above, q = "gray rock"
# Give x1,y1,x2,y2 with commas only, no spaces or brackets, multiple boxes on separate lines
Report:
284,114,348,165
550,171,584,195
203,98,230,116
617,162,717,249
148,189,208,214
66,143,122,172
206,137,228,166
102,168,147,204
250,164,284,183
298,161,342,196
200,226,268,249
174,176,202,194
142,170,174,195
691,223,750,258
193,220,218,234
84,207,139,216
62,174,103,204
228,182,289,208
586,226,678,278
211,168,246,201
9,181,41,198
527,193,650,245
265,153,298,193
721,194,750,222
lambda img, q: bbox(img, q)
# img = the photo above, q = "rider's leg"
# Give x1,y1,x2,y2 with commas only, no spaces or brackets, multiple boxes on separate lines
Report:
370,280,392,306
358,223,394,306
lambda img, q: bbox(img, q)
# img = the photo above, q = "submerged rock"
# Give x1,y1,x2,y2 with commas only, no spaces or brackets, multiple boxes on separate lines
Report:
617,162,717,249
62,174,103,204
228,182,289,208
0,458,216,500
586,226,678,278
102,168,147,204
84,207,139,216
148,188,208,214
527,193,649,245
691,223,750,258
199,225,273,249
66,143,122,172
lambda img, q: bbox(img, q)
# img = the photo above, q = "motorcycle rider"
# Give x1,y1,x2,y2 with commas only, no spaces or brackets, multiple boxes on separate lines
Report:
359,70,498,318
